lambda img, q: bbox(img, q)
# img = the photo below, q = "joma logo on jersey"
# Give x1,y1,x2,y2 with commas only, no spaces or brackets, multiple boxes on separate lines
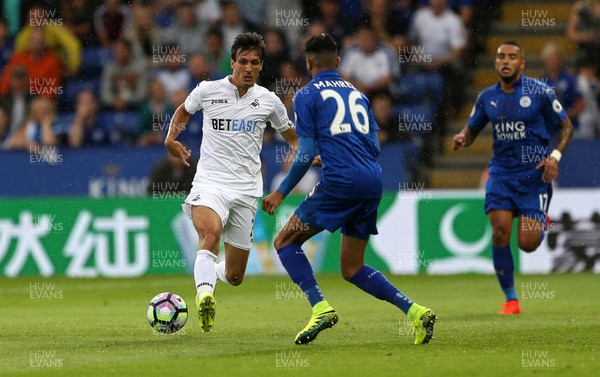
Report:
211,99,228,104
212,118,256,132
494,121,526,141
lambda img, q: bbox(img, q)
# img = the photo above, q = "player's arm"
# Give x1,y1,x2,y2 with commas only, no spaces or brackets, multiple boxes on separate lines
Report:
262,136,316,215
280,126,322,167
453,125,482,150
536,117,574,183
280,126,299,153
164,103,192,167
454,93,488,150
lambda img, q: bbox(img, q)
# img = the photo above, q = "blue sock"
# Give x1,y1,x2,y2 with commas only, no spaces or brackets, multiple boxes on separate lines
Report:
492,244,517,301
349,265,413,314
277,243,324,307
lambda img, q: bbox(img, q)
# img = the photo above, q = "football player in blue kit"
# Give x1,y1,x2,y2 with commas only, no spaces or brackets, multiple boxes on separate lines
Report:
453,41,573,314
262,34,436,345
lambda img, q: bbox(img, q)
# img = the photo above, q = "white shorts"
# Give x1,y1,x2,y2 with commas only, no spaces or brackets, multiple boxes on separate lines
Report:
182,188,258,250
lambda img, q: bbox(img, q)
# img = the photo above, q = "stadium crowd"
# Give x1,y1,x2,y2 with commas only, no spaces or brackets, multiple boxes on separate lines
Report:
0,0,599,154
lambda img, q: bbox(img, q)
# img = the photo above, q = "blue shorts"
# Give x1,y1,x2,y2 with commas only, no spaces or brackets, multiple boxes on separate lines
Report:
294,183,380,240
485,175,552,223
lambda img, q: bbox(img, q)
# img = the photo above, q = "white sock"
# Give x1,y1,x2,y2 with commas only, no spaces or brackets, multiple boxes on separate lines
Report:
194,249,217,296
216,260,231,285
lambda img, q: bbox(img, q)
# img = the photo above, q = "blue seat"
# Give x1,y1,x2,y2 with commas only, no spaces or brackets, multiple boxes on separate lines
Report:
394,73,444,105
97,112,141,134
177,111,203,151
392,104,435,136
80,47,112,78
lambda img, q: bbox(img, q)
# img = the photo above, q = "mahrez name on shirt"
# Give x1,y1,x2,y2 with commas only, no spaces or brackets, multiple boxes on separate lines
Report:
313,80,355,90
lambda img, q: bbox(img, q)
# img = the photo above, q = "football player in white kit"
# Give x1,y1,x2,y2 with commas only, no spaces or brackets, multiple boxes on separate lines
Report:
164,33,299,332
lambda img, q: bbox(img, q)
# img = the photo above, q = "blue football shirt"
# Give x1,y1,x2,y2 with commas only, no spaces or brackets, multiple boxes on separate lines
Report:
293,70,382,199
468,74,568,179
540,70,582,129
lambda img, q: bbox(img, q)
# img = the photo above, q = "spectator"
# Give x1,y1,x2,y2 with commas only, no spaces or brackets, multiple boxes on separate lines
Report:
576,62,600,138
9,97,59,150
94,0,132,47
0,106,9,148
68,90,111,148
540,43,585,131
61,0,101,45
278,59,307,101
339,24,398,97
137,79,173,147
147,153,197,197
14,3,81,75
233,0,268,29
417,0,474,26
360,0,411,51
0,17,14,69
259,29,290,89
0,66,34,145
187,53,212,89
275,60,307,137
270,151,319,194
204,27,231,78
100,38,149,111
195,0,222,25
159,1,206,56
266,0,304,53
370,90,400,144
130,3,160,58
567,0,600,71
1,28,63,98
155,45,191,99
409,0,467,116
2,0,21,36
311,0,352,44
215,1,254,50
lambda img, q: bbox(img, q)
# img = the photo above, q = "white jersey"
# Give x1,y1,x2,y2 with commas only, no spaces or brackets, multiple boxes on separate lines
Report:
184,76,293,196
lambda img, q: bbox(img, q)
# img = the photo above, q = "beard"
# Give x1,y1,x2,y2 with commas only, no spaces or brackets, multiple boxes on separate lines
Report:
498,68,520,84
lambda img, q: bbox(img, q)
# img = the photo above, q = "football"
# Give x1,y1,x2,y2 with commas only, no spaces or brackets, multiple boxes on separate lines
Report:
147,292,188,334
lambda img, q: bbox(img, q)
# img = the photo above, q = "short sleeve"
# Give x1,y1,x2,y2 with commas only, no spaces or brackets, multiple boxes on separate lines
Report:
184,81,208,114
267,94,293,133
540,86,568,128
293,91,316,138
466,92,489,131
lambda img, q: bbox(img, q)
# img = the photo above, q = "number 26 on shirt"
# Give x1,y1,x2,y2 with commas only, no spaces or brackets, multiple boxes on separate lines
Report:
321,89,369,135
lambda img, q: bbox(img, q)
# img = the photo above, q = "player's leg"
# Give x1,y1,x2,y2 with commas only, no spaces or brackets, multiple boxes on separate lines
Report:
488,209,521,314
340,200,436,345
516,185,553,253
191,204,224,332
273,214,336,344
215,194,257,286
217,243,249,286
517,215,546,252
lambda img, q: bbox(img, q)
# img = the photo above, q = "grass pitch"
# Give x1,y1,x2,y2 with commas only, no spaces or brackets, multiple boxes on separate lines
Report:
1,273,598,376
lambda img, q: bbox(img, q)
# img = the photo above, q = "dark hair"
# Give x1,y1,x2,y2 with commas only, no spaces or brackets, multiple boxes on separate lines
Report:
304,33,338,68
206,27,223,40
231,32,266,62
501,40,524,57
304,33,338,55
